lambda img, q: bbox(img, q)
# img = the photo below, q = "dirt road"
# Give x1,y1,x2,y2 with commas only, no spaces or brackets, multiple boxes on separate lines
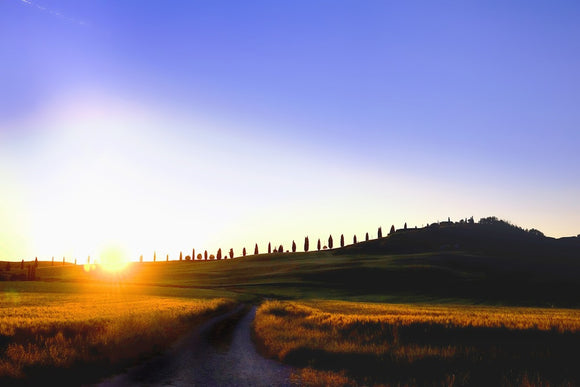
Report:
98,305,293,386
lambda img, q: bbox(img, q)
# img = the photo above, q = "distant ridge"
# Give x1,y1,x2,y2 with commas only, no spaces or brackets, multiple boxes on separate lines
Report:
336,218,580,259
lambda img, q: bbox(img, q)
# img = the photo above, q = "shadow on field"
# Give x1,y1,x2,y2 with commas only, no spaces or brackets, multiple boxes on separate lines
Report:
281,325,580,386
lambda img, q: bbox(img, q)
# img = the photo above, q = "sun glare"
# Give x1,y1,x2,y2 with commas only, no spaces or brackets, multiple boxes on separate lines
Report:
99,245,129,273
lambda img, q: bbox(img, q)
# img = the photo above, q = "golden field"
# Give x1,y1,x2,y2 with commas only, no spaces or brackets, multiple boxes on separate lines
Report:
254,300,580,386
0,288,234,383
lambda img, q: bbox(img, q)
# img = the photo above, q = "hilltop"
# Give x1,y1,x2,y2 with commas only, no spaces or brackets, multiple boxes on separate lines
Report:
3,217,579,307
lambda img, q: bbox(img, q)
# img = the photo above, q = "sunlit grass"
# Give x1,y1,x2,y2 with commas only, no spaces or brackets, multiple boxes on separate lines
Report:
0,291,235,382
254,300,580,385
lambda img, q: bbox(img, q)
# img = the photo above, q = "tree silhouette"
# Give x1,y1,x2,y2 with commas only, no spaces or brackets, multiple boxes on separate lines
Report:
353,235,357,244
340,234,344,248
154,252,156,262
197,253,202,260
390,225,395,234
192,249,195,261
268,242,271,254
279,244,284,253
378,227,382,238
139,254,143,263
166,254,169,262
317,239,321,251
365,232,369,241
304,236,309,252
209,254,215,260
292,240,296,253
217,248,222,260
35,257,38,267
243,247,247,257
52,256,54,266
254,243,259,255
204,250,208,260
328,235,333,249
180,251,183,261
404,222,407,230
74,259,77,265
229,248,234,259
21,259,24,270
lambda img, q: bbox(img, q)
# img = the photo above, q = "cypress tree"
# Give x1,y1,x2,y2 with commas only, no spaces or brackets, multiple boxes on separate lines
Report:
304,236,309,252
254,243,259,255
353,235,357,244
279,244,284,253
328,235,333,249
268,242,271,254
378,226,382,238
180,251,183,261
217,248,222,260
52,256,54,266
35,257,38,267
140,254,143,263
292,240,296,253
243,247,247,257
365,232,369,241
404,222,408,230
204,250,208,260
192,248,195,261
317,239,321,251
21,259,24,270
390,225,395,234
166,254,169,262
340,234,344,247
74,259,77,265
229,248,234,259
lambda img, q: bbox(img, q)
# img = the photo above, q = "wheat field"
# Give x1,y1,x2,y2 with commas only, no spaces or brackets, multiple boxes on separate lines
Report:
254,300,580,386
0,289,234,382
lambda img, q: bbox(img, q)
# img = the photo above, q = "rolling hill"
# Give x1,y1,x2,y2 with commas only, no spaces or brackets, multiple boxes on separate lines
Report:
4,218,579,307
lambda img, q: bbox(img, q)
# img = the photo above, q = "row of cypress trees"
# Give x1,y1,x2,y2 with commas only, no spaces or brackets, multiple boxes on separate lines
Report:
157,224,401,262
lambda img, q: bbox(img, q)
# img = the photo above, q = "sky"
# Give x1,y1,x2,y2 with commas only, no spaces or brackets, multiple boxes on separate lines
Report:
1,0,579,262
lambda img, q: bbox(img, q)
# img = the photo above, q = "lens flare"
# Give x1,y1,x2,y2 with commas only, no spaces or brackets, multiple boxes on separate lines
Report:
99,245,129,273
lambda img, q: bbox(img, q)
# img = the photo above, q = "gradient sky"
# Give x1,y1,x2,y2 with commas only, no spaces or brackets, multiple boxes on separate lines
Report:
1,1,579,262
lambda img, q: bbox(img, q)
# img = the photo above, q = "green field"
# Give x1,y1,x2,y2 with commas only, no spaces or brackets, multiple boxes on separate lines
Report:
1,221,579,385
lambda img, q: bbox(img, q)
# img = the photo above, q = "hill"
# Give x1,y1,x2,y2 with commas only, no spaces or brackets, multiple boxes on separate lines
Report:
4,218,579,307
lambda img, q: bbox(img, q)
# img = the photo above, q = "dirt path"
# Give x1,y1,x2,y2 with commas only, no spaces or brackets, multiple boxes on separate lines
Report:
98,305,293,386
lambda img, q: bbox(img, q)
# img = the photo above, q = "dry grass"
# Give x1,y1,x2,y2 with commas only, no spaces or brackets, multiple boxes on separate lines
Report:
254,300,580,386
0,290,235,383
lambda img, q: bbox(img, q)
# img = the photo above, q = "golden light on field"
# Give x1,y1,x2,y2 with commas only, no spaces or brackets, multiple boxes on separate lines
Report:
98,245,129,273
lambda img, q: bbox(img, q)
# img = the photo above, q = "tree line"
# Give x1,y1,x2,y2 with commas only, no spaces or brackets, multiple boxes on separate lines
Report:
139,224,400,263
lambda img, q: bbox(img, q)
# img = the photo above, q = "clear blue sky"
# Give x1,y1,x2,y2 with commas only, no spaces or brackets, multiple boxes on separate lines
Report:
1,1,579,262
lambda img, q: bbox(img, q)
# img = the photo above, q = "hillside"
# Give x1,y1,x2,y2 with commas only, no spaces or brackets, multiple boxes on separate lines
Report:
4,219,579,307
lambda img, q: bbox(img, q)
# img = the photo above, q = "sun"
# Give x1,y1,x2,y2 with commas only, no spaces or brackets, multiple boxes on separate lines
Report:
99,245,129,273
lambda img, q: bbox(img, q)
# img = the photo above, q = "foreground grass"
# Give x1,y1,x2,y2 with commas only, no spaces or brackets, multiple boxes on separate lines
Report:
254,300,580,386
0,289,235,385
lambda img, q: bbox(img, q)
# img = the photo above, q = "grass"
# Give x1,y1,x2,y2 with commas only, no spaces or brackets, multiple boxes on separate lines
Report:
0,285,235,385
1,222,578,384
253,300,580,386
